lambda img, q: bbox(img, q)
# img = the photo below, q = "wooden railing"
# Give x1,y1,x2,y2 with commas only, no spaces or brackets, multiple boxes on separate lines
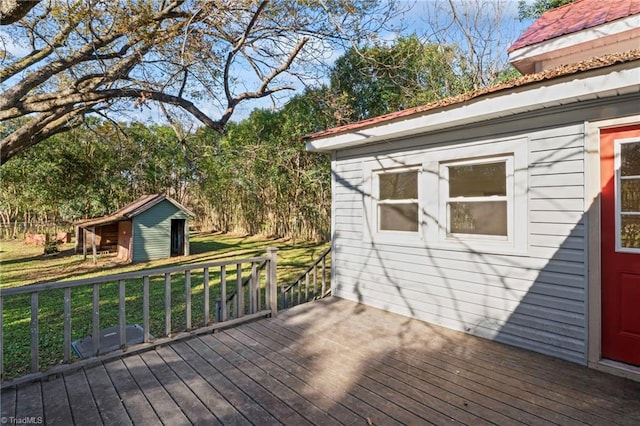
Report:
0,248,278,386
281,246,331,309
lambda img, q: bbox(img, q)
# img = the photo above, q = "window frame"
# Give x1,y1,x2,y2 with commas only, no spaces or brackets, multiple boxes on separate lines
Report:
615,136,640,253
439,155,514,241
361,137,528,254
373,165,421,235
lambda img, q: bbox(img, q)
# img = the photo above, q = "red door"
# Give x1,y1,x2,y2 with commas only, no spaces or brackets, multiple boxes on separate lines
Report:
601,125,640,366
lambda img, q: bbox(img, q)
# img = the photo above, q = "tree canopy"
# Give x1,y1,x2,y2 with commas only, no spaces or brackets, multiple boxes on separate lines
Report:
330,36,471,121
0,0,397,163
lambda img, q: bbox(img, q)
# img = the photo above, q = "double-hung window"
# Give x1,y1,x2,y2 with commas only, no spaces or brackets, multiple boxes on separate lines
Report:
375,168,419,233
441,157,512,239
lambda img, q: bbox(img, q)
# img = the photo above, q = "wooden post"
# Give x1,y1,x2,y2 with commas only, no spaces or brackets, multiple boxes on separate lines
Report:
119,280,126,349
164,273,171,336
220,266,227,322
0,296,3,380
91,226,97,264
83,228,87,260
30,292,39,373
92,284,100,356
185,271,191,330
203,267,210,325
267,247,278,318
64,288,71,362
236,264,243,318
143,276,150,342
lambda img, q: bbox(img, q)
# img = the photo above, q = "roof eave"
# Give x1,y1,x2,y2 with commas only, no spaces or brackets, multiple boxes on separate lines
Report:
508,16,640,74
306,60,640,152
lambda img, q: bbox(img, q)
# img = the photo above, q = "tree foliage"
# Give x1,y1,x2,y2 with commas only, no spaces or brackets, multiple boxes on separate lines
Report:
330,36,471,121
0,0,397,163
1,33,480,242
517,0,576,20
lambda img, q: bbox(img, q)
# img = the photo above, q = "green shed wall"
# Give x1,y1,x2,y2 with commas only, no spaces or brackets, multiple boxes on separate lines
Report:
131,200,190,263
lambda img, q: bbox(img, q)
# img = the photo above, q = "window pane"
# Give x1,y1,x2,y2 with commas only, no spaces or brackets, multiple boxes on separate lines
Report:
621,142,640,176
621,179,640,212
449,201,507,236
621,215,640,249
449,162,506,197
380,171,417,200
379,203,418,232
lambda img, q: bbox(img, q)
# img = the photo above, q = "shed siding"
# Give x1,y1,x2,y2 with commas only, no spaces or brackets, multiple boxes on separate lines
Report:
132,201,190,263
331,118,589,364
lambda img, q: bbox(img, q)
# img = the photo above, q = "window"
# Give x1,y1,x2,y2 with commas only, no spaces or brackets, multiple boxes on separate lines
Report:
362,137,527,251
617,138,640,251
376,169,419,232
442,158,511,239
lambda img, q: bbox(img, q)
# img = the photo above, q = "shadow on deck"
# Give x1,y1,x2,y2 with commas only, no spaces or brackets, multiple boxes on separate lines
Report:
2,297,639,425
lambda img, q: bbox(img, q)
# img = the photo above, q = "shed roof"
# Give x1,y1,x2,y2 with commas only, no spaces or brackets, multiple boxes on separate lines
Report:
303,49,640,149
508,0,640,52
76,194,194,228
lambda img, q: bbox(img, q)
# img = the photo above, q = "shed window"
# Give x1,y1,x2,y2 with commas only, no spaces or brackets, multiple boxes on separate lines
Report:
442,157,511,238
377,170,419,232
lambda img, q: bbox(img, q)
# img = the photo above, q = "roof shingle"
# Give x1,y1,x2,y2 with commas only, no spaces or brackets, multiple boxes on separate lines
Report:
508,0,639,52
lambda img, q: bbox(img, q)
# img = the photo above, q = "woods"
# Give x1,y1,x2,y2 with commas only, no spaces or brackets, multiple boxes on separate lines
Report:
0,1,563,242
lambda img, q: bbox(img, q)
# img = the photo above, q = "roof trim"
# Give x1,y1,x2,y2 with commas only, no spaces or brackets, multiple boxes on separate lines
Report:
508,16,640,74
508,0,640,52
304,51,640,152
76,194,194,228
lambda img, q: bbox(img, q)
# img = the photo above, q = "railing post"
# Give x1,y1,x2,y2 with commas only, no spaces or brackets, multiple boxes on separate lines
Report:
267,247,278,318
203,267,210,325
64,288,71,362
0,296,3,380
31,292,39,373
92,284,100,357
118,280,126,349
143,276,150,342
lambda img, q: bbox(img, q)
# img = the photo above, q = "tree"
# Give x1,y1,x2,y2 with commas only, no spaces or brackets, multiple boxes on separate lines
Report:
421,0,526,89
518,0,576,20
0,0,399,163
0,0,39,24
330,36,471,121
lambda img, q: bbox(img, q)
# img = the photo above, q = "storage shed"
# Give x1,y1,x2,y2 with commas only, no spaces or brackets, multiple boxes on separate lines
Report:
304,0,640,379
75,194,193,263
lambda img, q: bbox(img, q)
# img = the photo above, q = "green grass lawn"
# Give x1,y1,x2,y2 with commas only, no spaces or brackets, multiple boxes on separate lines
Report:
0,232,330,379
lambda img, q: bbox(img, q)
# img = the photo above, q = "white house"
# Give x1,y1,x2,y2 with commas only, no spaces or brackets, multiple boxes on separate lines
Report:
304,0,640,379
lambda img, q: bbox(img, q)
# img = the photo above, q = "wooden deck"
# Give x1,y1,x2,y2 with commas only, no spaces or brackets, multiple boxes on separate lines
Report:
2,297,639,425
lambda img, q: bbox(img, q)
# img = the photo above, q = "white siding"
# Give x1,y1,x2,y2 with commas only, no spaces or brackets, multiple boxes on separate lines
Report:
331,122,588,365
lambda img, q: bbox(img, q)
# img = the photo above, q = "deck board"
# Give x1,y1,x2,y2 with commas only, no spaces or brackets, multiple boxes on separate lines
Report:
84,364,132,426
121,353,192,425
2,297,640,425
15,381,42,422
103,358,162,426
41,374,73,425
154,345,250,426
63,369,103,425
0,386,16,421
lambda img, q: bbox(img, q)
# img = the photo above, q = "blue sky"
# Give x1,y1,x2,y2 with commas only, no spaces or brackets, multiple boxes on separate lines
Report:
0,1,534,127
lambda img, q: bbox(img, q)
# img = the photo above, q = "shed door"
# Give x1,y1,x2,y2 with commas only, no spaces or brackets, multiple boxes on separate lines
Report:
600,125,640,366
171,219,185,257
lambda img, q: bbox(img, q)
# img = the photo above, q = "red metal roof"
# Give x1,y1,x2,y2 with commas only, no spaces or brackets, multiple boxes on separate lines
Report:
509,0,640,52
